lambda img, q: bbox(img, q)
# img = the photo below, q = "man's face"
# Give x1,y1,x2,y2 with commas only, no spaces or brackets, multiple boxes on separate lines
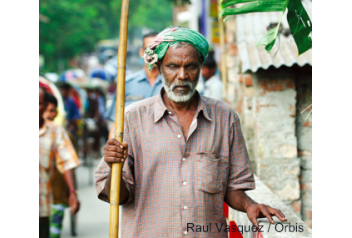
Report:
39,88,47,119
139,36,157,58
44,103,58,121
159,44,201,103
201,65,216,81
60,88,69,98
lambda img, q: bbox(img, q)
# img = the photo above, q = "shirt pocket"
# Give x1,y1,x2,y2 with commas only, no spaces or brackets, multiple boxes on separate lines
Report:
196,153,222,194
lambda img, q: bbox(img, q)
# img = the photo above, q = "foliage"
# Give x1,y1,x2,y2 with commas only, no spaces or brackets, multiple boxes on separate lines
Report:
40,0,174,72
170,0,191,6
40,0,110,71
220,0,312,55
129,0,173,33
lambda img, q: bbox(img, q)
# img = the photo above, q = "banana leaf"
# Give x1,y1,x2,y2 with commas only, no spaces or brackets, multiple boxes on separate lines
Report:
220,0,312,55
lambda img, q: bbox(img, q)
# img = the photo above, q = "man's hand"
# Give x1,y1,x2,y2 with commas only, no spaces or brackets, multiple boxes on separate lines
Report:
103,138,128,168
225,190,287,231
68,192,80,215
246,203,287,230
102,138,130,204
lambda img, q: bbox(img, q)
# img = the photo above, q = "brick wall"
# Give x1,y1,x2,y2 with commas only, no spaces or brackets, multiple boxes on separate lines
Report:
251,68,302,218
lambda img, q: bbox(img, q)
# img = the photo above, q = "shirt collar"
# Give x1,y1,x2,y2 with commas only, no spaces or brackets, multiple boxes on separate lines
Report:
39,120,49,137
153,88,212,123
204,74,218,87
138,70,162,84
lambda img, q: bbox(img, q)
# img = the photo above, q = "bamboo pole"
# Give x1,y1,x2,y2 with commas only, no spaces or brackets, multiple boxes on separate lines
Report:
109,0,130,237
218,1,228,101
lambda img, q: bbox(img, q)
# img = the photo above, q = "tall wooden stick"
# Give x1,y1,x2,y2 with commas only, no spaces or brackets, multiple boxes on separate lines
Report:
218,1,228,101
109,0,130,237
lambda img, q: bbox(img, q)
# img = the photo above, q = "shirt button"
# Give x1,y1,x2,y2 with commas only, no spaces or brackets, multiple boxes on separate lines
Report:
183,181,187,185
177,134,182,138
182,158,186,161
184,206,188,210
184,231,187,235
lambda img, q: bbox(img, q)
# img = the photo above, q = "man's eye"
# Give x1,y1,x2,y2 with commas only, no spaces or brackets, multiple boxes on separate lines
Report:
187,65,196,70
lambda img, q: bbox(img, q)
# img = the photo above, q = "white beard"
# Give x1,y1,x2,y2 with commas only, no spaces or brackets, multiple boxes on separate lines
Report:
160,67,199,103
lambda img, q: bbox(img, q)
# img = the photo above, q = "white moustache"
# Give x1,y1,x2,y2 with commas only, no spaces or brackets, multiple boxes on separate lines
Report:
171,82,193,91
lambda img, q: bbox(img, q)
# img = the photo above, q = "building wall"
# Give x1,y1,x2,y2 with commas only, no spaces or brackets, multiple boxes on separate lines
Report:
252,68,302,219
224,17,312,224
295,66,312,228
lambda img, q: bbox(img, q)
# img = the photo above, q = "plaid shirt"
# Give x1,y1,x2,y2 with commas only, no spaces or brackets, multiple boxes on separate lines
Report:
39,121,80,217
95,89,255,237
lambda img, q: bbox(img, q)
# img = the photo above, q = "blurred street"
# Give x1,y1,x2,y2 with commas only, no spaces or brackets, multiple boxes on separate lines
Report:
61,159,109,238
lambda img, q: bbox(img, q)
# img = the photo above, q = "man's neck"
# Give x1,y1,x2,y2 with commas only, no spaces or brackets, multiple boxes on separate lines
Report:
144,65,159,87
203,73,215,82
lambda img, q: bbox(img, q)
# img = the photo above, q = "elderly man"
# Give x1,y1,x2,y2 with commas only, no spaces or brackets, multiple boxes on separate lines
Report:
95,26,286,237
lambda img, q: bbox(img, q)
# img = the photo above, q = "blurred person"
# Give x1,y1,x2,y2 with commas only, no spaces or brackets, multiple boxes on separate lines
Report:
88,52,99,72
44,94,58,121
95,88,109,142
85,88,102,157
59,83,81,137
44,94,79,238
201,54,223,100
39,87,80,238
95,26,286,238
105,32,163,122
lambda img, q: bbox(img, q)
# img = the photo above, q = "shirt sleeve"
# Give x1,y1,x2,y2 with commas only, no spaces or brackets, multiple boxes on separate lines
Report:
227,116,255,191
53,125,80,174
95,115,135,204
104,91,116,122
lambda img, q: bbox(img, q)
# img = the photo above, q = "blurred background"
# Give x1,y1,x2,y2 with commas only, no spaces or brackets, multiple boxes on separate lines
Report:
39,0,312,237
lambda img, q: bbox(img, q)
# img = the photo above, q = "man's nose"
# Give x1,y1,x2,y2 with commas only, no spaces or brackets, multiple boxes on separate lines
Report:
177,67,187,81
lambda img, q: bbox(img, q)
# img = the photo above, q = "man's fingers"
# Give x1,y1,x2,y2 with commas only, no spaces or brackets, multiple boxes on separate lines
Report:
71,204,77,215
121,142,128,148
105,156,124,163
279,211,286,220
104,145,123,153
268,207,287,222
248,215,259,231
107,138,122,146
260,206,274,224
104,151,124,158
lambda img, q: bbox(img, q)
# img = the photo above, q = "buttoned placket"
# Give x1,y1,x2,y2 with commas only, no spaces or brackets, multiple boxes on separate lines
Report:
168,109,202,237
167,110,191,236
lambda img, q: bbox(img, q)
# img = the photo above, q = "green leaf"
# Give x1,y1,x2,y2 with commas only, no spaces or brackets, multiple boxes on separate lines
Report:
220,0,312,55
220,0,253,10
220,0,287,17
256,27,278,51
287,0,312,55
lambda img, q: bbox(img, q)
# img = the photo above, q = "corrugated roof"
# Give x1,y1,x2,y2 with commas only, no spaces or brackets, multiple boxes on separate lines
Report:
235,0,312,73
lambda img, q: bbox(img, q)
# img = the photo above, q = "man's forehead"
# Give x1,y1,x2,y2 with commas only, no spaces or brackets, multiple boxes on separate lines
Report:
164,44,199,63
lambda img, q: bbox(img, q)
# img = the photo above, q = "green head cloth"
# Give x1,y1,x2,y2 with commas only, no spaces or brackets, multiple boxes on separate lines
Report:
142,27,209,71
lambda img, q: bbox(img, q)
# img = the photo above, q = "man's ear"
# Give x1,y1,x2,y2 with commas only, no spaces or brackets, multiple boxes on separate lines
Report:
156,61,162,74
139,48,144,58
